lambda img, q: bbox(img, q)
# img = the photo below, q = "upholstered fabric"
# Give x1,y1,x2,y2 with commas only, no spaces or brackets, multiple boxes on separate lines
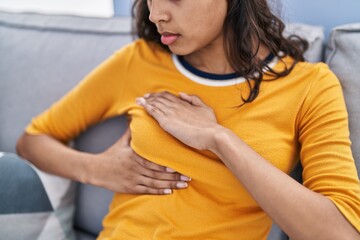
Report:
0,152,76,240
326,23,360,177
284,23,325,63
0,11,132,240
74,116,128,237
0,10,132,153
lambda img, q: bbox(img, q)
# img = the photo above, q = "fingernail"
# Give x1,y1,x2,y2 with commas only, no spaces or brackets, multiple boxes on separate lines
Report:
166,167,176,173
180,175,191,181
164,189,172,194
176,182,188,188
143,93,151,98
136,97,146,106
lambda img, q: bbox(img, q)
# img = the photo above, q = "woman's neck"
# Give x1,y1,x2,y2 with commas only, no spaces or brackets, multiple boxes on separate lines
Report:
183,45,234,75
183,44,270,75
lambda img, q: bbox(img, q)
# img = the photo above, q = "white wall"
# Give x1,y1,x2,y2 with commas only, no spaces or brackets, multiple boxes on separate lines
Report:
0,0,114,17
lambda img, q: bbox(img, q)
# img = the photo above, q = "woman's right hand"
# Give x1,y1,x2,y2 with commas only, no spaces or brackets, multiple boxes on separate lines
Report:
89,128,191,194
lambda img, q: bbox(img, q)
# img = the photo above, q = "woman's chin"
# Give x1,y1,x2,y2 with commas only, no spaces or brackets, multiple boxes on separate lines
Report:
167,45,194,56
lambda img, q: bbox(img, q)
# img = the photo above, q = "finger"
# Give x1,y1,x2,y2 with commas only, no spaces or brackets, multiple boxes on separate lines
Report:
138,175,189,190
132,154,171,172
179,92,206,107
145,94,173,106
143,100,166,120
132,154,190,180
140,166,191,182
144,91,178,103
131,153,191,181
133,185,173,195
137,93,182,115
145,98,172,114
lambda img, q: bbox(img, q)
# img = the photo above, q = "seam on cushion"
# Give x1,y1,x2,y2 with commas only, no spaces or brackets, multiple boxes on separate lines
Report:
325,24,360,65
0,20,131,36
0,11,131,35
325,29,339,66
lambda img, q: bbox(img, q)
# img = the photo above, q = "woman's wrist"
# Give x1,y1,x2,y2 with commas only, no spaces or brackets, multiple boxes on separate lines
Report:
76,152,99,185
207,125,233,155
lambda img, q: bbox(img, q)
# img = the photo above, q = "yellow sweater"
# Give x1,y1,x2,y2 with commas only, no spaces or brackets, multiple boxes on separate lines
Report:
27,39,360,239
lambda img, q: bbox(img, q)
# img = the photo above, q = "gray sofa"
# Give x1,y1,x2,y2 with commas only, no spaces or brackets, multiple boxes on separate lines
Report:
0,11,359,240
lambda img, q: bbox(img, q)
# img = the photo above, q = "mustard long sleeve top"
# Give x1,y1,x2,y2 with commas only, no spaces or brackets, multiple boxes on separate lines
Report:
26,39,360,240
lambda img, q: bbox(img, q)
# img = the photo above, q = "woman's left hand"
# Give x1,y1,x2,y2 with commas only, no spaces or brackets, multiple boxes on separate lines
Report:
136,92,222,151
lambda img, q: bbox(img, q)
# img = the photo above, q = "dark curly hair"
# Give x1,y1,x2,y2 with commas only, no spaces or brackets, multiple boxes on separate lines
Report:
132,0,308,103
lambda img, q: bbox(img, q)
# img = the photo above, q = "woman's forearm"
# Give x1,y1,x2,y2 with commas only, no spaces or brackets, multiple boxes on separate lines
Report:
16,132,191,194
210,127,359,240
16,133,94,183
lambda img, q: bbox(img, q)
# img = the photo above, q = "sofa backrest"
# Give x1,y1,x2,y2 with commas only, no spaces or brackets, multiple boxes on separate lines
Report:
0,11,132,238
0,11,132,153
0,10,325,155
326,23,360,177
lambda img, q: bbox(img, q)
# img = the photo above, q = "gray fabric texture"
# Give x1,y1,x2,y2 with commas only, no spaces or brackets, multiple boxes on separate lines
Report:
75,230,97,240
0,153,76,240
0,213,49,240
284,23,325,63
0,153,53,214
74,116,128,236
0,10,132,153
326,23,360,177
0,10,132,239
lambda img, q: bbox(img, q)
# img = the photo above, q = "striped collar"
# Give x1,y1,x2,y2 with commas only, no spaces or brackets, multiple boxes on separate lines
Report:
172,53,278,87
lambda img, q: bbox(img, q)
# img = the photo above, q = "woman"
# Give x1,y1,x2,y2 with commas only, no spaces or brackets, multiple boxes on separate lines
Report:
17,0,360,239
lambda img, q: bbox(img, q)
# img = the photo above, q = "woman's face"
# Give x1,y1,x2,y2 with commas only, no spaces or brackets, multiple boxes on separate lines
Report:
147,0,228,56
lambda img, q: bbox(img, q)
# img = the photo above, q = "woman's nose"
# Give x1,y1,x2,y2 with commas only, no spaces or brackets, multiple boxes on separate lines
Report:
148,0,170,24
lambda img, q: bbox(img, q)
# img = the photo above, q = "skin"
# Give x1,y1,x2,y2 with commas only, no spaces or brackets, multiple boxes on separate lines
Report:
148,0,233,74
138,0,360,239
17,128,190,195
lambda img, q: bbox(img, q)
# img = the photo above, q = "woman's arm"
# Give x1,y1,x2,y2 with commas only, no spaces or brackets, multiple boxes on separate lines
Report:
211,127,359,240
16,129,190,195
16,44,191,195
137,91,360,239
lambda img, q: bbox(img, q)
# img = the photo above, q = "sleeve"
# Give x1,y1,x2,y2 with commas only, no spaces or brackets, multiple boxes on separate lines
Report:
297,63,360,232
26,43,135,143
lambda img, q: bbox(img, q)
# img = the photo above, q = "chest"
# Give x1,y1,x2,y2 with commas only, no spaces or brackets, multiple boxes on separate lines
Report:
119,65,303,173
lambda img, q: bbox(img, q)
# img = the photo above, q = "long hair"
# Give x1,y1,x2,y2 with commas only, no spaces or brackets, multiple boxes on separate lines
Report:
132,0,308,104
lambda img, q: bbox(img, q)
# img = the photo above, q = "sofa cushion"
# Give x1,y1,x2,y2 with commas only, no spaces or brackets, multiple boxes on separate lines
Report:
0,10,132,153
284,23,325,63
0,152,76,240
74,116,128,237
325,23,360,177
0,10,132,239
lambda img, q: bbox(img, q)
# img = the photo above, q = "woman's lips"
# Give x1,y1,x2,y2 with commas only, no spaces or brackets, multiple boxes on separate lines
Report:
160,33,180,45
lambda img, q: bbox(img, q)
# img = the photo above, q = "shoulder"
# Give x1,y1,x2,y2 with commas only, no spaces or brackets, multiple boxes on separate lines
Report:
273,57,341,91
294,61,341,95
294,61,337,81
275,57,336,80
293,61,347,122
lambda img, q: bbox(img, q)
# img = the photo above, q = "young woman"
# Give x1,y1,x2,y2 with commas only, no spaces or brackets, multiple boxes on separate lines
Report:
17,0,360,239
